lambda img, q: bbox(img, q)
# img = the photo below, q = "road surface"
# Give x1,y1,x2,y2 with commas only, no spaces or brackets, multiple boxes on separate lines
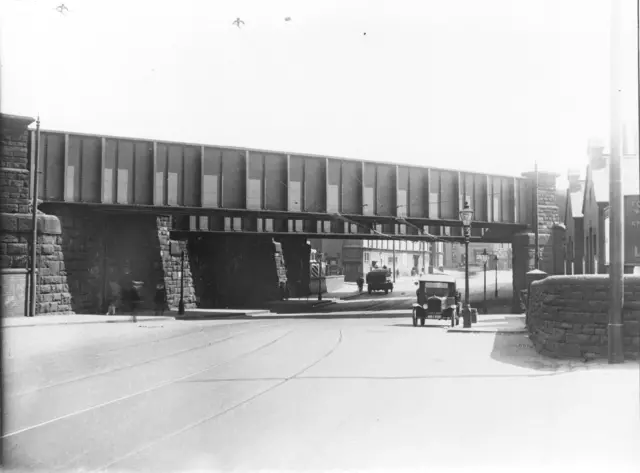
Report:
3,317,639,472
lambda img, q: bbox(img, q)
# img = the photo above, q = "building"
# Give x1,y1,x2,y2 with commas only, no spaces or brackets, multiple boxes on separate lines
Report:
563,168,586,274
564,137,640,274
339,238,510,282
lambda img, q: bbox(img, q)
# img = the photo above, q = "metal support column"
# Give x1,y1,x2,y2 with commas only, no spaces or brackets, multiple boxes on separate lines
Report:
28,117,41,318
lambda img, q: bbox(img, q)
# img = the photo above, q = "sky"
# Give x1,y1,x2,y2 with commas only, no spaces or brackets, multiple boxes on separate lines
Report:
1,0,639,187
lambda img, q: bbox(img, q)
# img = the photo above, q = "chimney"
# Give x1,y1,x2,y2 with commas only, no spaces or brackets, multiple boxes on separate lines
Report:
567,168,582,192
587,138,606,170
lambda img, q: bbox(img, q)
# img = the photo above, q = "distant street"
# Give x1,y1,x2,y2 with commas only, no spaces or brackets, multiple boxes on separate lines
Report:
322,270,514,314
3,317,639,471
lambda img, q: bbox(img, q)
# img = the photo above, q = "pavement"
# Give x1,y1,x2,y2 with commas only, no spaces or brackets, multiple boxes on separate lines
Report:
3,317,639,471
3,272,514,328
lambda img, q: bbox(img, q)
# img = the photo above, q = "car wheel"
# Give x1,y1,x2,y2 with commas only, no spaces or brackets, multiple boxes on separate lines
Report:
420,317,425,326
384,289,389,295
368,288,372,295
412,308,418,327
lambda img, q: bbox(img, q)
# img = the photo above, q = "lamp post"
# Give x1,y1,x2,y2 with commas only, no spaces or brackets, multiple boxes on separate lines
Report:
317,252,323,301
393,205,406,283
178,249,185,315
480,248,489,314
459,201,474,328
494,254,499,298
392,240,396,283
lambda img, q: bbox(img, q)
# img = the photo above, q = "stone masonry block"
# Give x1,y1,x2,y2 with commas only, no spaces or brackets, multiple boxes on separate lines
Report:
556,343,582,358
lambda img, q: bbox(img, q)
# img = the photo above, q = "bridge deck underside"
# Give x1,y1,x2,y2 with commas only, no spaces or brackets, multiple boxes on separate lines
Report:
34,130,533,232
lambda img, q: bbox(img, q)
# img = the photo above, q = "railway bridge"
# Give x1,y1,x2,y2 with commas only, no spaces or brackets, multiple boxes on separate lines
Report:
1,114,561,315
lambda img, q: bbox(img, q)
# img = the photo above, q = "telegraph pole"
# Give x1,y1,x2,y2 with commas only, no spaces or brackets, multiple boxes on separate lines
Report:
637,0,640,188
534,160,540,270
608,0,625,364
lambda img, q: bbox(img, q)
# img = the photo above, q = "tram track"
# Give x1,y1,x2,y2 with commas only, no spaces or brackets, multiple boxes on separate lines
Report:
5,320,255,377
93,329,344,472
8,321,284,398
3,326,296,439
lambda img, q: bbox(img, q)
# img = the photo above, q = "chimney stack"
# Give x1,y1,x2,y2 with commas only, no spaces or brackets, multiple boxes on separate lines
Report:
587,138,606,170
567,168,582,192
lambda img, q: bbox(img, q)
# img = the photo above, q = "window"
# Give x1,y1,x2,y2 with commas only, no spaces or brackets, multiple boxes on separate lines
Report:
364,252,370,262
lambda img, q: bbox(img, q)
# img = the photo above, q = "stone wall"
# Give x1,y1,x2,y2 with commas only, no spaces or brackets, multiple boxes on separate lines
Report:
528,275,640,360
0,115,31,215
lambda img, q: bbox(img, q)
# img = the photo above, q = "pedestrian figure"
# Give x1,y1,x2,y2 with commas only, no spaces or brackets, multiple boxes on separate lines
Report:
130,280,143,316
356,275,364,293
154,282,166,316
107,280,121,315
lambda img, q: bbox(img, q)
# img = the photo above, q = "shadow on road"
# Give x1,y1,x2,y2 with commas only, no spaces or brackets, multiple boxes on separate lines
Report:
489,332,631,374
389,323,449,329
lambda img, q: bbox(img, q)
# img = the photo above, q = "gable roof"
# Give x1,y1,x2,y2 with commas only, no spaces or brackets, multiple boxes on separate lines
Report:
570,188,585,218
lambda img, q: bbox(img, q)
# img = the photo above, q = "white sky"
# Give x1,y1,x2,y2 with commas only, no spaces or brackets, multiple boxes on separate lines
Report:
1,0,638,186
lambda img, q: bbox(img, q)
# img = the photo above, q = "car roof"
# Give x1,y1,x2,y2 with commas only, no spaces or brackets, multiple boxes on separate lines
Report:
417,273,456,284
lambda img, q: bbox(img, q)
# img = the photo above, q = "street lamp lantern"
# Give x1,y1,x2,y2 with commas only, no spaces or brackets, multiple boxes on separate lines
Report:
459,201,474,327
480,248,490,314
459,202,474,229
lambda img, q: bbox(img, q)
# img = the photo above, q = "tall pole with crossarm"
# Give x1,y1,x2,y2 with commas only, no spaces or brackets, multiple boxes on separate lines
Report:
608,0,625,363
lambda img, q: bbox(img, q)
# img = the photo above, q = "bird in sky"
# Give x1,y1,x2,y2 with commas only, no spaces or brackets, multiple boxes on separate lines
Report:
55,4,69,15
232,17,245,28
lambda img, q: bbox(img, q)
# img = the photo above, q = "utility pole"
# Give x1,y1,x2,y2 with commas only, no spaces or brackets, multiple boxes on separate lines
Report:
534,160,540,270
637,0,640,189
29,116,41,318
608,0,625,364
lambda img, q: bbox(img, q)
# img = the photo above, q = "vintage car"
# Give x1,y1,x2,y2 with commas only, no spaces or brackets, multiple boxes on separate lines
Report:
366,269,394,294
412,274,461,327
